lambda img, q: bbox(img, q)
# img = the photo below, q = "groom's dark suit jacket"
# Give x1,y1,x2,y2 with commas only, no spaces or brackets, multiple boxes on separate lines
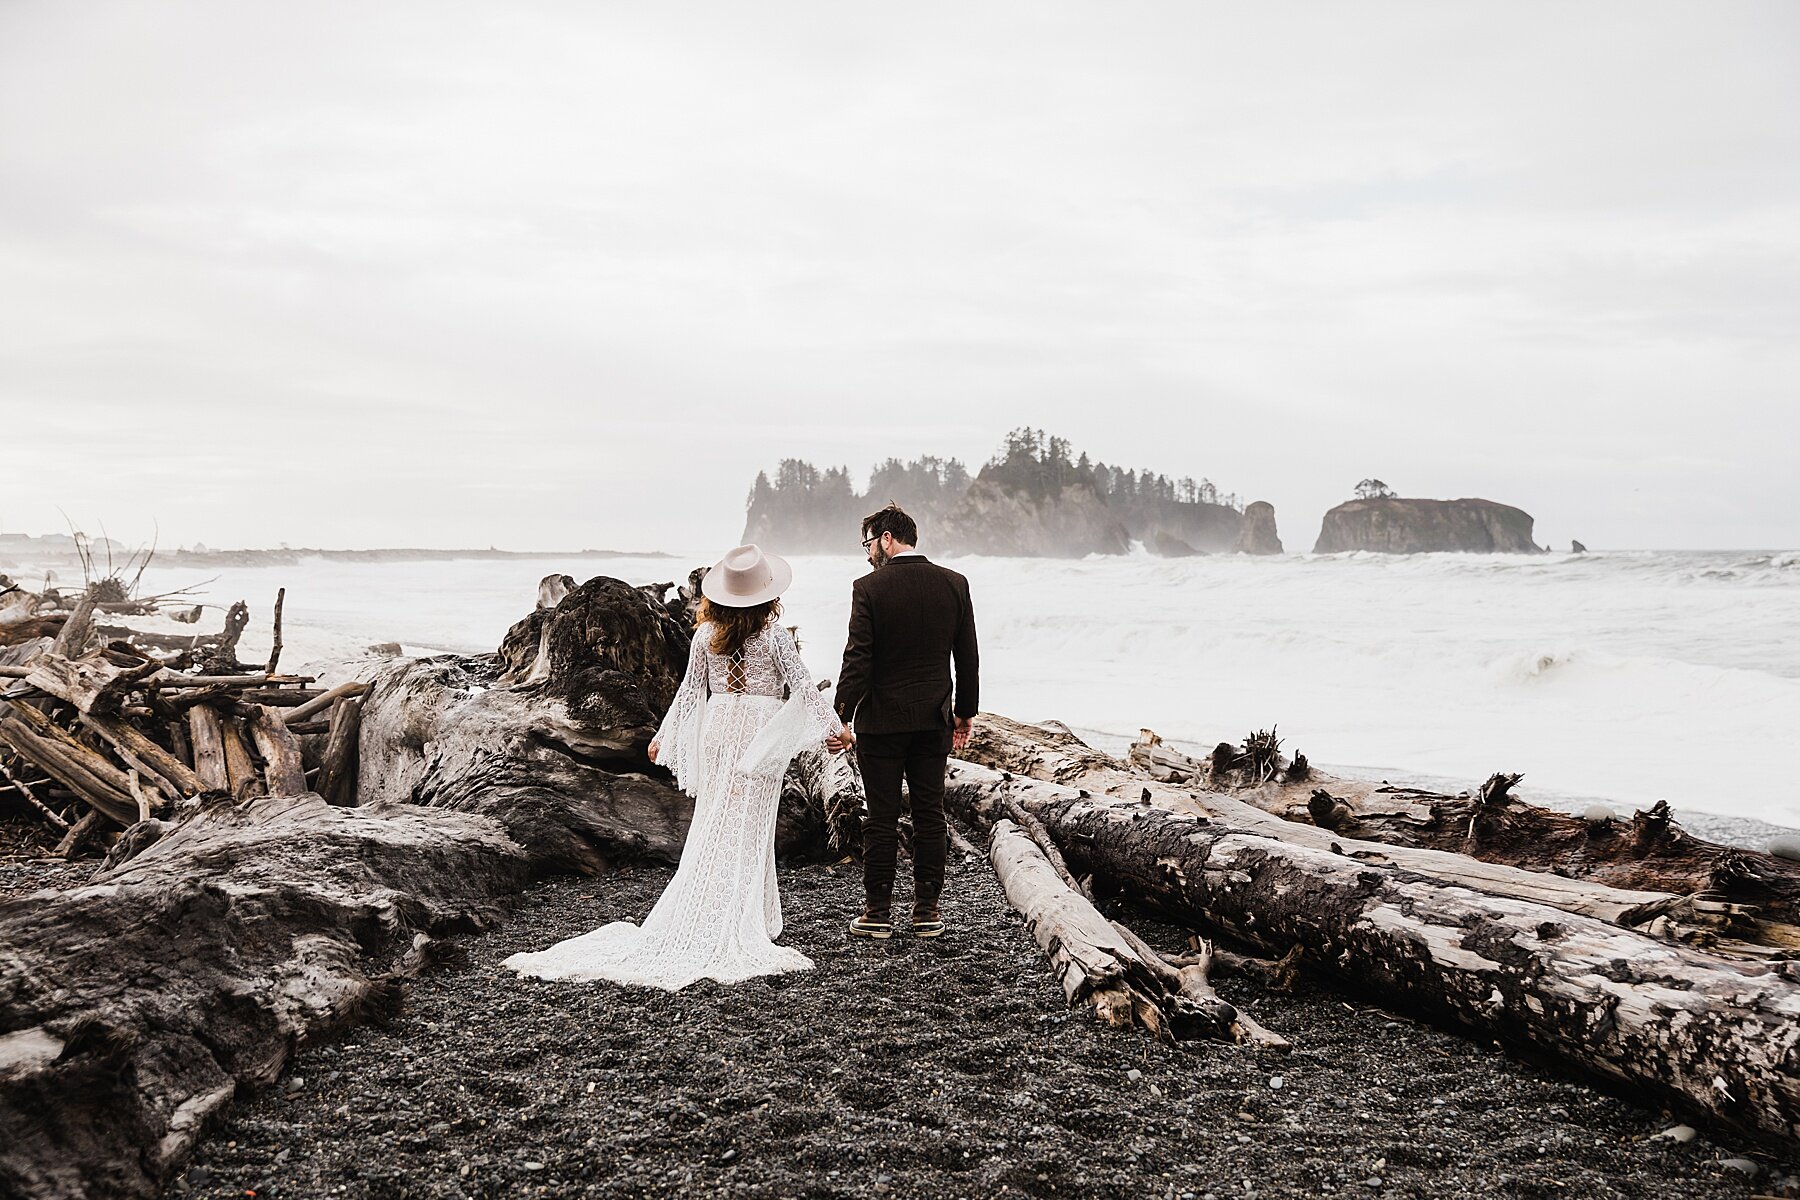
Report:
835,555,979,735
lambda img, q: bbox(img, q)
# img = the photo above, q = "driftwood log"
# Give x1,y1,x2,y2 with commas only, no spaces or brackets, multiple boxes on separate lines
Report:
947,727,1800,1145
972,716,1800,954
1133,728,1800,926
0,793,528,1200
986,816,1286,1048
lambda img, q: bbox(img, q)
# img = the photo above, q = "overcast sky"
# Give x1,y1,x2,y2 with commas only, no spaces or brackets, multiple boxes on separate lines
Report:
2,1,1796,553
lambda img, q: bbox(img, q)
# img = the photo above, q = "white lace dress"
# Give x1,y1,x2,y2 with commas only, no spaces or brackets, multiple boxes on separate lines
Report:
503,621,843,990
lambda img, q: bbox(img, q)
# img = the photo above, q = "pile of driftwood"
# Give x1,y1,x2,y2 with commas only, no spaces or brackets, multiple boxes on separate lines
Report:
0,582,368,857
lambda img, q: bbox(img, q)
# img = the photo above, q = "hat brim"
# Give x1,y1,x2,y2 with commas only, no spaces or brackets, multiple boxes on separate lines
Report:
700,551,793,607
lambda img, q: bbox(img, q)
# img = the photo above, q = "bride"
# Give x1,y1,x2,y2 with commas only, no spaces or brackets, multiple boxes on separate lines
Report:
503,544,845,991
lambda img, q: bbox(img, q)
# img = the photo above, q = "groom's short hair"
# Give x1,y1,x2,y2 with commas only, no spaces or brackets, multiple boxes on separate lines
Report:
862,503,918,547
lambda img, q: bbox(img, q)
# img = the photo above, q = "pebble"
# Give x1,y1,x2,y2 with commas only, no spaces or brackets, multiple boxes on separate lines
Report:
1127,1068,1143,1082
1268,1075,1284,1090
1769,835,1800,862
1719,1157,1761,1179
1652,1124,1697,1143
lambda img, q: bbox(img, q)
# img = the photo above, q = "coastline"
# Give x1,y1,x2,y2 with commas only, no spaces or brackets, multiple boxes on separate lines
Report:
1,547,677,572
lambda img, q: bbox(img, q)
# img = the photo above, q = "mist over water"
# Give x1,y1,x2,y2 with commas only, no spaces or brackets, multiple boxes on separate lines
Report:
88,549,1800,829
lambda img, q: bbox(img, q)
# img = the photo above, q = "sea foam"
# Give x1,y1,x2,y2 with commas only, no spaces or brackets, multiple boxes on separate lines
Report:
83,547,1800,828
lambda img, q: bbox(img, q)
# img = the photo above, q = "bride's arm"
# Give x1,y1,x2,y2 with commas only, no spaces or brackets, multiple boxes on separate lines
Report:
650,627,709,763
769,624,844,740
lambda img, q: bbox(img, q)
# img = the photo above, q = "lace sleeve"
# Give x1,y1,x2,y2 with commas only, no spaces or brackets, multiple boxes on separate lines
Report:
653,627,710,796
769,625,844,737
735,626,843,782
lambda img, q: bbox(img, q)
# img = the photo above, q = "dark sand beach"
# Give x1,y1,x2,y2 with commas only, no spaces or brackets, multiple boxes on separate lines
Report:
0,819,1749,1200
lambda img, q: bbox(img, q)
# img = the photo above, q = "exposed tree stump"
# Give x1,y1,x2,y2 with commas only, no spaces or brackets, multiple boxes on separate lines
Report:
358,576,855,872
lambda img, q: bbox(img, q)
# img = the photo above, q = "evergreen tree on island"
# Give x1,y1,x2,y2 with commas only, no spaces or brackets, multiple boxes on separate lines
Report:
741,429,1252,556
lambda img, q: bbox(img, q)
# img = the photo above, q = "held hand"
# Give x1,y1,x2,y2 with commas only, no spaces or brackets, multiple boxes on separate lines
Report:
826,726,856,754
647,738,661,764
951,716,973,753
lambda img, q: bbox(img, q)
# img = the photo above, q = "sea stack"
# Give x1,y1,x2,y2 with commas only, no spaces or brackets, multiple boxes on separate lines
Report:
1312,497,1543,554
1232,501,1283,555
937,474,1131,557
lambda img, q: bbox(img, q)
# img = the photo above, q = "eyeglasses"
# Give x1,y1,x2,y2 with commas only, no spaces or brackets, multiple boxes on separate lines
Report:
860,534,881,549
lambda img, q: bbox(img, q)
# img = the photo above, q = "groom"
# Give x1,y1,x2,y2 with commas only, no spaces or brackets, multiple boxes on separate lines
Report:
828,503,979,940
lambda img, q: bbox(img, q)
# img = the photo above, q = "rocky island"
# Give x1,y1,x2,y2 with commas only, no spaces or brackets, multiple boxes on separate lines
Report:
1313,491,1542,555
743,429,1282,558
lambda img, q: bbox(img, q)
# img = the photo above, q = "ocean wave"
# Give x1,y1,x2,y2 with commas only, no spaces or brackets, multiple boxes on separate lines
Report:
110,549,1800,828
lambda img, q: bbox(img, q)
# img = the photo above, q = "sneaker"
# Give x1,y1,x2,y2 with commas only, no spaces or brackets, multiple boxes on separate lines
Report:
849,911,893,940
911,906,944,939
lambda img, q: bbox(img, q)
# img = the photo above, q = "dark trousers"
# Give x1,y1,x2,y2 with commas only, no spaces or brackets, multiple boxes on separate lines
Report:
856,726,951,913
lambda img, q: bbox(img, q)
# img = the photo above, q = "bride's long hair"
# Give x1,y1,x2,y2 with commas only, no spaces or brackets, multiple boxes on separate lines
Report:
697,596,781,659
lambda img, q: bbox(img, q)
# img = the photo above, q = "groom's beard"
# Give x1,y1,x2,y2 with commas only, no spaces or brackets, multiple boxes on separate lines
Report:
868,545,890,569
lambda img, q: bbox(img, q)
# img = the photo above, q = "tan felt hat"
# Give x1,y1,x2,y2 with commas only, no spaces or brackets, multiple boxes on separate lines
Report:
701,544,793,607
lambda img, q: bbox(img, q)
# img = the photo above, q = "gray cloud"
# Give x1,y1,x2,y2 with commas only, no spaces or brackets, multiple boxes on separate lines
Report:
2,0,1796,552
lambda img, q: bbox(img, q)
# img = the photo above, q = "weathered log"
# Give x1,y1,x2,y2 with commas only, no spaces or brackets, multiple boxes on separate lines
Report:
149,672,315,689
1000,794,1093,902
185,706,229,791
218,717,262,801
280,680,369,727
51,807,104,858
945,759,1800,1145
1105,921,1290,1051
0,793,530,1200
167,713,191,769
47,594,95,659
232,688,322,708
202,599,250,671
246,704,306,796
0,757,69,830
987,817,1176,1037
19,653,141,715
265,587,285,674
317,694,363,807
0,704,139,825
496,573,576,684
968,716,1684,928
0,616,67,647
75,711,203,799
90,625,211,654
0,723,134,825
1125,729,1800,924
